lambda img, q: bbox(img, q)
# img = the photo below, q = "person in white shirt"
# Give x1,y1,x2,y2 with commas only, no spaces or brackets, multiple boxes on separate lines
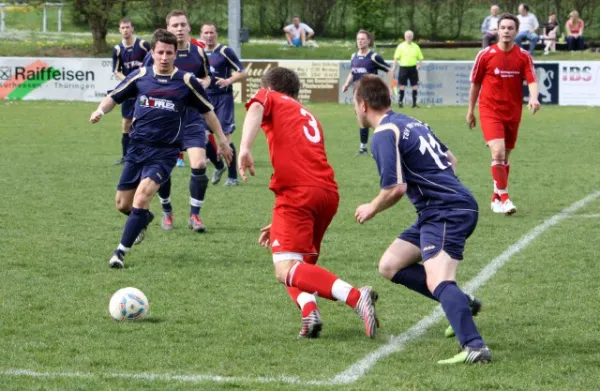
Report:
481,5,501,48
283,16,314,47
515,3,539,55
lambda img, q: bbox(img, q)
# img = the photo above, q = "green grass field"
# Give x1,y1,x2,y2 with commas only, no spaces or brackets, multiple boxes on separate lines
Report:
1,101,600,390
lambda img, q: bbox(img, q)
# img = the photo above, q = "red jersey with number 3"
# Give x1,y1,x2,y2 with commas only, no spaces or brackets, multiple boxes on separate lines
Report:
245,88,337,192
470,44,536,122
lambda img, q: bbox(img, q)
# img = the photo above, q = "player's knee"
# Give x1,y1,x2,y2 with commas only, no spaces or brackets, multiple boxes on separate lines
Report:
115,197,131,214
274,260,295,284
378,261,397,280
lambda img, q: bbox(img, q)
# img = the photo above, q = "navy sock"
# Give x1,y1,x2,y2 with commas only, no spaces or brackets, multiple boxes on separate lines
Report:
433,281,484,348
391,264,437,301
412,90,418,106
121,133,130,158
190,168,208,215
359,128,369,145
119,207,149,249
227,142,237,179
399,89,405,103
158,177,172,213
206,140,225,170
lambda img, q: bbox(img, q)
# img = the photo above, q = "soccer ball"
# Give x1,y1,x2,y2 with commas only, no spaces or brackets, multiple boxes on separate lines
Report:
109,287,149,321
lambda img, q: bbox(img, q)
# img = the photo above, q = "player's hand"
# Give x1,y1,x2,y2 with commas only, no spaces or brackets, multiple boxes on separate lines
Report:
355,203,376,224
218,138,233,166
200,77,211,89
215,77,231,88
528,98,541,115
258,224,271,248
89,109,104,124
466,111,477,129
342,83,349,92
238,149,255,181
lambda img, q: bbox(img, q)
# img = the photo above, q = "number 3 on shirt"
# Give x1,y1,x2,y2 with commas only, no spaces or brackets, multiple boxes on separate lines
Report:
418,134,449,170
300,108,321,143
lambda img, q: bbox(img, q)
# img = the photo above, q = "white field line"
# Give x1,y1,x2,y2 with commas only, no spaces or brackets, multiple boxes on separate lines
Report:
571,214,600,218
2,191,599,386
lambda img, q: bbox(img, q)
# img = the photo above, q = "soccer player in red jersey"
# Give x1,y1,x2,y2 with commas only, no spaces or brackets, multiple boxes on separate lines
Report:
467,13,540,215
238,67,379,339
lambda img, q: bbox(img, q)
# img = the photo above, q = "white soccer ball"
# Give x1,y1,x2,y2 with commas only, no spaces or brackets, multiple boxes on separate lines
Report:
109,287,149,321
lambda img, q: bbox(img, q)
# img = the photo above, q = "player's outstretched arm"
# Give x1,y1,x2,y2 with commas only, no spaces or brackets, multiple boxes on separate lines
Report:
342,72,354,92
355,184,407,224
238,102,264,180
527,82,541,114
89,96,117,123
466,82,482,129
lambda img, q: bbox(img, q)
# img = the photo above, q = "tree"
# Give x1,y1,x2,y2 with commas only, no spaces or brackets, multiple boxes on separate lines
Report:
72,0,117,54
349,0,388,35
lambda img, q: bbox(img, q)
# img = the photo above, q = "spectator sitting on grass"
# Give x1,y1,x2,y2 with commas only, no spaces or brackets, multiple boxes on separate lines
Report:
283,16,314,47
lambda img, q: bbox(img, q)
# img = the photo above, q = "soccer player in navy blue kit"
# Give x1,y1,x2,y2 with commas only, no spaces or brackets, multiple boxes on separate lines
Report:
201,23,247,187
143,10,232,232
90,29,232,269
353,75,490,364
342,30,393,156
111,18,150,165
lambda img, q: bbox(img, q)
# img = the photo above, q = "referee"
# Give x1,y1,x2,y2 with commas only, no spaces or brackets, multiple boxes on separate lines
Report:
392,30,424,108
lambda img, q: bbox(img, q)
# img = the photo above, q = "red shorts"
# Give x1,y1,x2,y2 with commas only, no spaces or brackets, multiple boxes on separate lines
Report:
480,117,521,150
270,186,339,265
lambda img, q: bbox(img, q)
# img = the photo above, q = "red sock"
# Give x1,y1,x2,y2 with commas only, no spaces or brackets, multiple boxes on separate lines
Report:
504,161,510,179
491,160,509,202
287,263,360,308
286,286,318,317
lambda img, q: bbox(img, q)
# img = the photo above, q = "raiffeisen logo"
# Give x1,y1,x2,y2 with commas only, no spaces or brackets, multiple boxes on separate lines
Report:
14,66,95,82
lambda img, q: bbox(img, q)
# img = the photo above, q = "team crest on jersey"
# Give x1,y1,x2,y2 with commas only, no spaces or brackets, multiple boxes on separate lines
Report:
139,95,177,111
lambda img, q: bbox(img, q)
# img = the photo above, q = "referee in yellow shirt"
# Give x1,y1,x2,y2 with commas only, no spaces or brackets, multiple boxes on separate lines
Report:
392,30,424,108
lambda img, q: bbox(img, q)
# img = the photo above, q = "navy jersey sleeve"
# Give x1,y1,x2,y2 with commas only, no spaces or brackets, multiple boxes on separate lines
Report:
142,51,154,67
110,68,145,103
112,45,121,74
222,46,245,72
372,52,391,73
140,39,151,52
371,126,405,188
183,73,214,114
195,46,211,79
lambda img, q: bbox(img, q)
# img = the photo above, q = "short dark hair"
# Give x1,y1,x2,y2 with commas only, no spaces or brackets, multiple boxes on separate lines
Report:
498,13,520,30
166,9,188,26
119,18,133,27
261,67,301,99
354,75,391,110
357,29,374,47
520,3,529,11
151,29,178,50
201,22,218,32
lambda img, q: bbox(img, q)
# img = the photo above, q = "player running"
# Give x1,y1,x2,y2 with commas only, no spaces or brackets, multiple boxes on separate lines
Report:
143,10,232,232
201,22,247,187
90,29,232,269
354,75,490,364
342,30,392,156
467,13,540,215
111,18,150,165
238,67,379,339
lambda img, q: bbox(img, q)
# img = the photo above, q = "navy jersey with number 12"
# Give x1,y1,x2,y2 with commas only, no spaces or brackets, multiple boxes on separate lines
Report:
371,111,477,212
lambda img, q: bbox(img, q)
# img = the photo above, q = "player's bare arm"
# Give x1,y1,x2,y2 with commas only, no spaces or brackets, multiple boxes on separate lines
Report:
342,72,354,92
238,101,264,180
215,69,247,88
89,96,118,123
202,110,233,164
527,82,541,114
466,82,482,129
355,184,407,224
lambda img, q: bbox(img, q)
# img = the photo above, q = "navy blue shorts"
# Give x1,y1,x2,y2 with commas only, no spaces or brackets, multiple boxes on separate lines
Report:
121,98,136,119
208,93,235,134
181,111,207,150
399,208,478,261
117,144,179,191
